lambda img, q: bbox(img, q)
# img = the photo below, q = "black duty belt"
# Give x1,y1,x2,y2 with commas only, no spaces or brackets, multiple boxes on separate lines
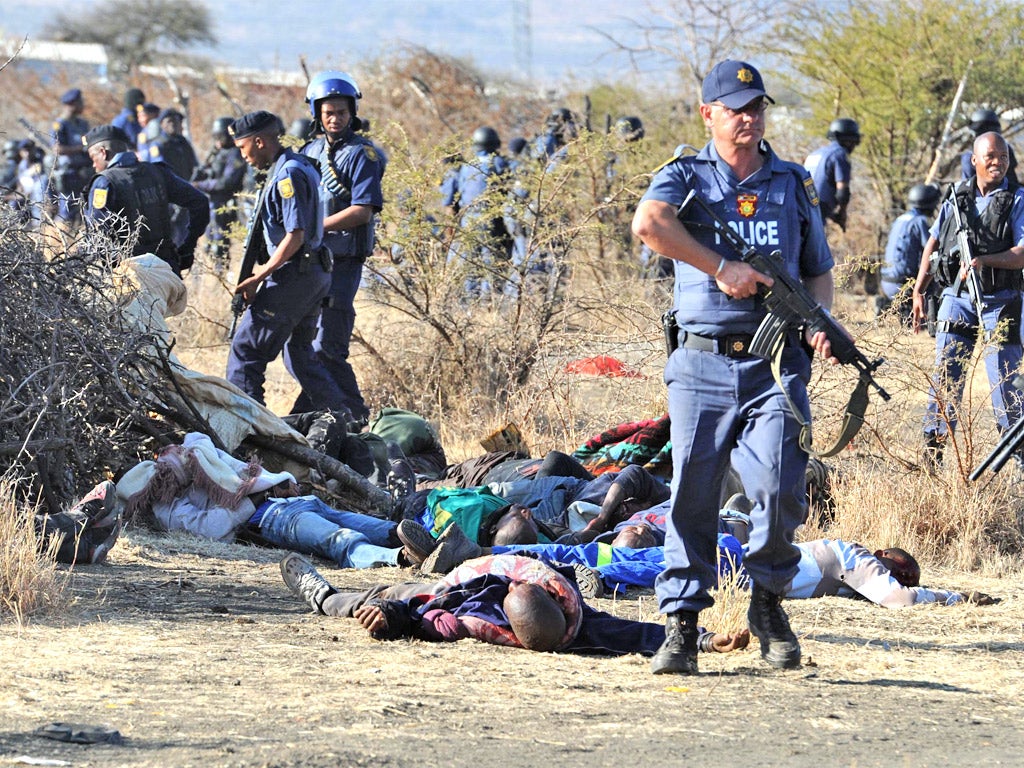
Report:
679,331,754,358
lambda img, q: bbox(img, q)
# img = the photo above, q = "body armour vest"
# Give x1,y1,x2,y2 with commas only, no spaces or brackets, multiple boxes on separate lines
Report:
98,163,173,257
307,134,379,259
936,178,1023,292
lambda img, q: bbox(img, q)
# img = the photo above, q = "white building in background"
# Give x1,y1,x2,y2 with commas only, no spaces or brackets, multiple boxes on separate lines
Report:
0,38,108,82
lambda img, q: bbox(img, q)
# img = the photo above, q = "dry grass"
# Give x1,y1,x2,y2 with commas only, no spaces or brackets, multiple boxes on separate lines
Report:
0,472,68,622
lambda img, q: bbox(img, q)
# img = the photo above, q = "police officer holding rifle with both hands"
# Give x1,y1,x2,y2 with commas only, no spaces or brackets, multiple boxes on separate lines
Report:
225,110,347,411
632,60,857,675
911,132,1024,471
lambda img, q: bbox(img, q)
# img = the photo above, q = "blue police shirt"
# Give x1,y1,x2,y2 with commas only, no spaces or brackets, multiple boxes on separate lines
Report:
111,108,142,142
881,208,932,283
302,131,385,259
261,148,323,251
640,140,834,336
52,116,91,171
803,140,850,218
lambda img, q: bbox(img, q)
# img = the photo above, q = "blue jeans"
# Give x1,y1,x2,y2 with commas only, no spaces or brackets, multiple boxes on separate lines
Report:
256,496,399,569
655,346,809,613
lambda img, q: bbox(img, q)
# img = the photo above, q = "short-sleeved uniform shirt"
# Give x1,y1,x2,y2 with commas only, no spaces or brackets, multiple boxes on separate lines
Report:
640,140,834,337
261,148,323,251
803,140,850,218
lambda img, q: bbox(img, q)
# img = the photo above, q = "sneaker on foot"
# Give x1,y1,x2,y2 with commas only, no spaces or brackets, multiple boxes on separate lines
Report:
650,611,699,675
395,519,437,567
280,553,333,614
571,562,605,599
748,584,801,669
420,523,483,574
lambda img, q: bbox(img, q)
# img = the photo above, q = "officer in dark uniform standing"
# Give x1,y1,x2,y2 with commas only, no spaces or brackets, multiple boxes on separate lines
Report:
51,88,92,226
912,132,1024,469
226,110,348,411
82,125,209,275
632,60,843,675
876,183,940,321
804,117,860,231
193,116,248,273
148,108,200,249
531,107,577,167
111,88,145,140
960,109,1018,184
442,126,513,294
296,71,387,422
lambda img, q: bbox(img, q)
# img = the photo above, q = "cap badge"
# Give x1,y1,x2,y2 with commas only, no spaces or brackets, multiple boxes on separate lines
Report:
737,68,754,84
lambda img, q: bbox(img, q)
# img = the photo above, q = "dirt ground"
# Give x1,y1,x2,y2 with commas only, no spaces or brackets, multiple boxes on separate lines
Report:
0,528,1022,768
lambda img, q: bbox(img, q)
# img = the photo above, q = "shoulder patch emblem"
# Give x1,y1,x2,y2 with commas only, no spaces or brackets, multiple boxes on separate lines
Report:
149,145,160,159
277,177,294,199
52,121,61,132
803,177,820,207
363,144,378,162
92,187,108,210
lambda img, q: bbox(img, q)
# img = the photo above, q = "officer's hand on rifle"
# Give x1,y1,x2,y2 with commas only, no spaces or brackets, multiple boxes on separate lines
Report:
235,272,265,303
714,259,773,299
806,328,838,365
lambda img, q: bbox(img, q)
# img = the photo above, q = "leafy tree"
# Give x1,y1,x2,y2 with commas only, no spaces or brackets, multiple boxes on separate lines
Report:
773,0,1024,209
43,0,216,75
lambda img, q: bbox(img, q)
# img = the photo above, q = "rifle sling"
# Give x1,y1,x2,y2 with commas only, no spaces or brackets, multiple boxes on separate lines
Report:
766,335,870,459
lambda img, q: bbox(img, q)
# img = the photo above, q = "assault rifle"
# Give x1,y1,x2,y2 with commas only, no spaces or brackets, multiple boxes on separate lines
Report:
944,183,988,338
969,375,1024,481
676,190,890,455
228,179,270,340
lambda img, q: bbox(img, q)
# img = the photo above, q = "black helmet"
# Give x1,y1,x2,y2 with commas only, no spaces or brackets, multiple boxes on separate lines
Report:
289,118,314,140
471,125,500,153
827,117,861,144
614,115,644,142
969,108,1001,135
211,116,234,138
508,136,527,156
908,183,940,211
546,108,578,142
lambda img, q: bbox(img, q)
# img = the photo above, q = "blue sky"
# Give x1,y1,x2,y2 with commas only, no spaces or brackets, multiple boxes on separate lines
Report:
2,0,667,86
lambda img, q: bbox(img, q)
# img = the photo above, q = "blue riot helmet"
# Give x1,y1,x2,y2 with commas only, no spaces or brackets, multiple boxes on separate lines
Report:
306,70,362,131
472,126,501,154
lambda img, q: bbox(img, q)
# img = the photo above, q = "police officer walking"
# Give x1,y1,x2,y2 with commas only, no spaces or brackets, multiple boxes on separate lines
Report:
631,60,844,674
911,132,1024,469
51,88,92,227
442,126,513,294
193,116,248,274
804,117,860,231
296,71,387,422
876,183,940,321
226,110,348,411
82,125,209,275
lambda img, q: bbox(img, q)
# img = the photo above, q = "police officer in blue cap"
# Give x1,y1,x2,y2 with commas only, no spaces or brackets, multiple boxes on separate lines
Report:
804,117,860,231
226,110,349,411
82,125,209,275
632,60,845,674
293,71,386,423
51,88,92,226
